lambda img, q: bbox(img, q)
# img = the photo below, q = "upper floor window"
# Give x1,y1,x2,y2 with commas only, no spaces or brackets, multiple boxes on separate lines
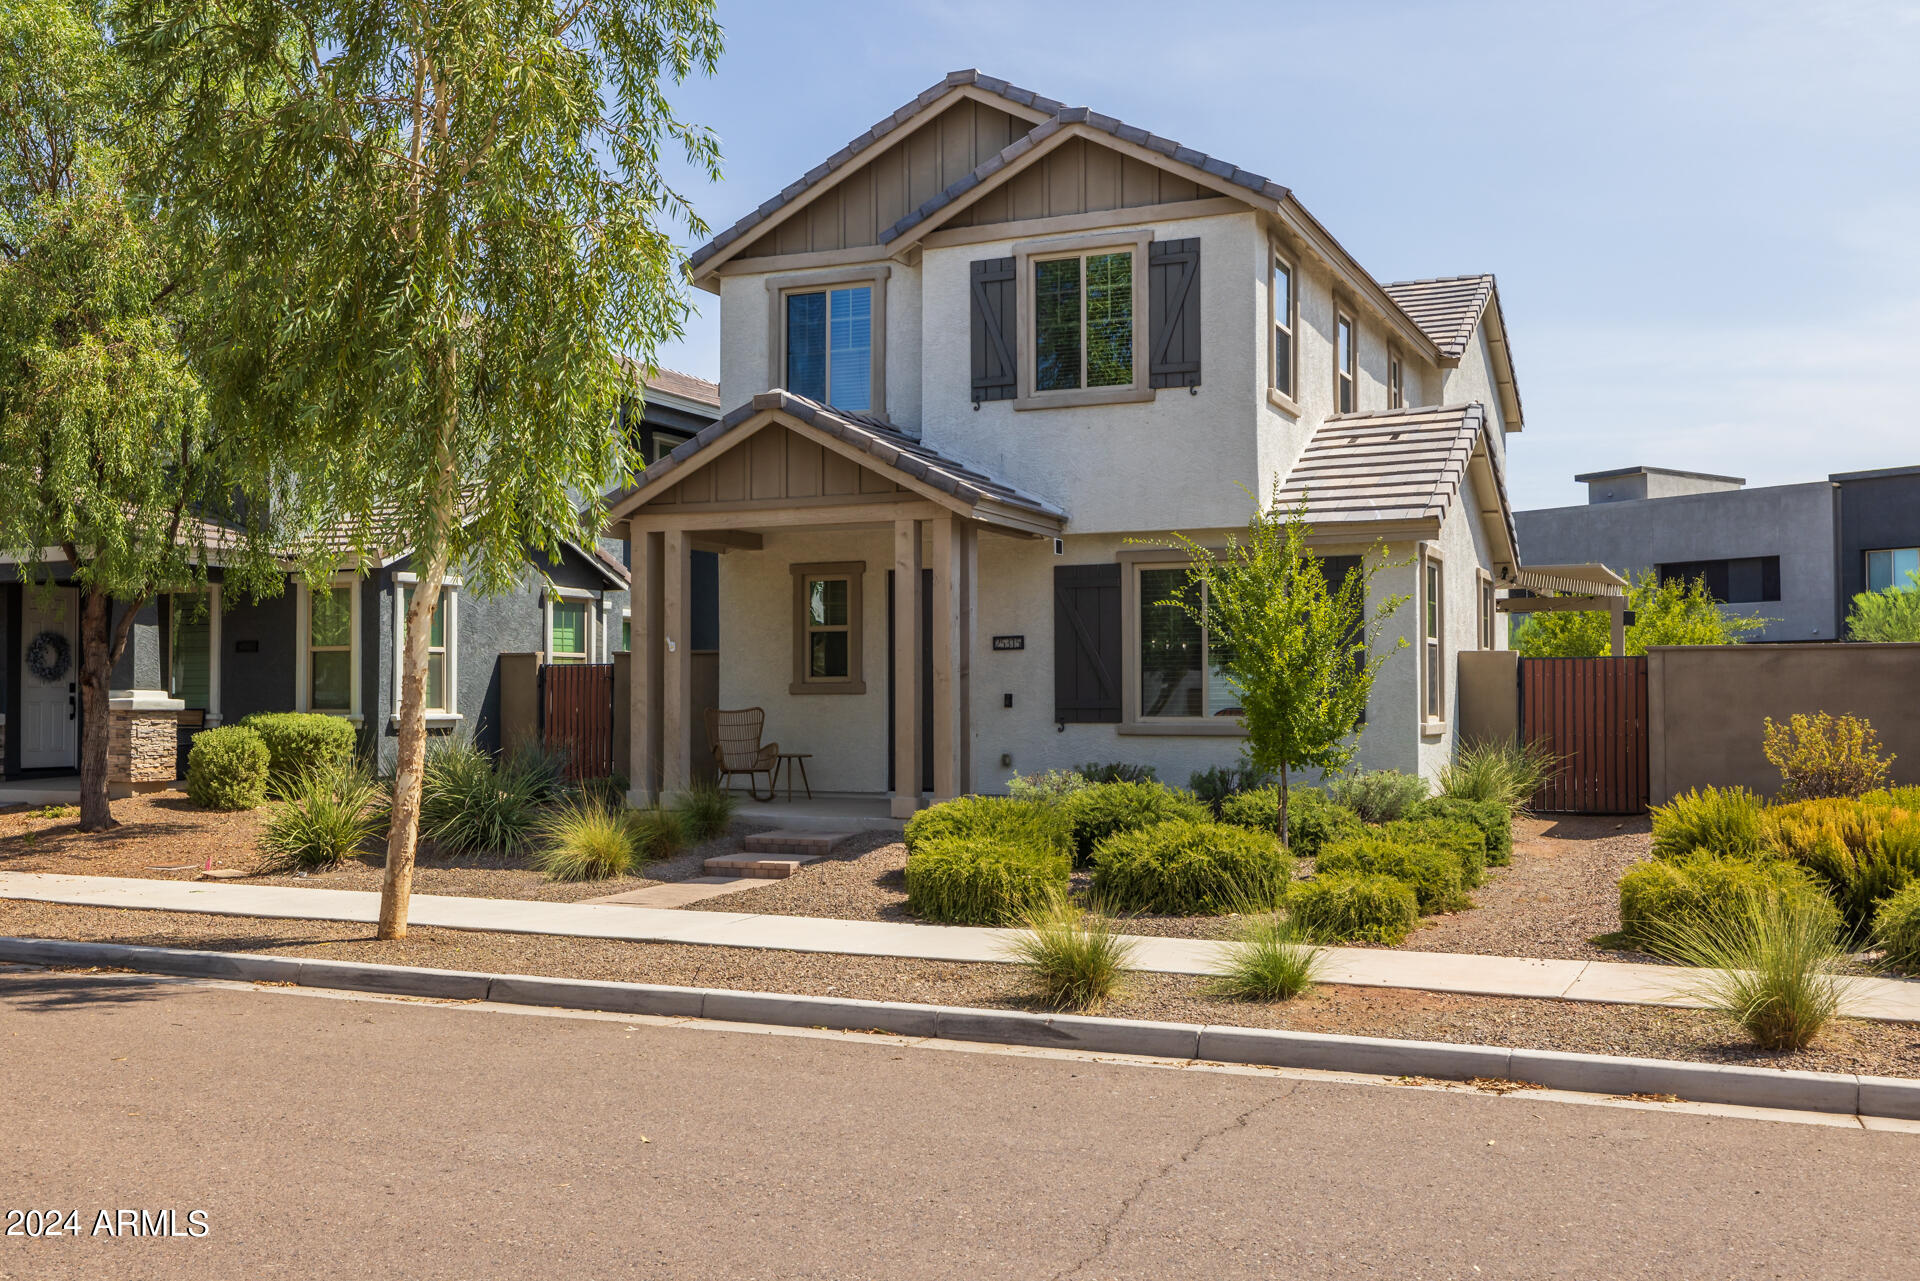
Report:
1335,311,1356,414
1034,249,1134,393
1388,353,1405,409
1867,547,1920,592
1658,556,1781,604
1271,254,1295,400
785,284,872,412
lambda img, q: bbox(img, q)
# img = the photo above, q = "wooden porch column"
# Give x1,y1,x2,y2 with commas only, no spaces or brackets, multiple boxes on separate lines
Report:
959,522,977,796
891,517,924,819
931,515,963,801
628,530,665,805
662,526,692,796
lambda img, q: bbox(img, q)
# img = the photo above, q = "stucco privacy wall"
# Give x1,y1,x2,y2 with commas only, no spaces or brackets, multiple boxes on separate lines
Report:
1515,481,1837,642
1647,643,1920,800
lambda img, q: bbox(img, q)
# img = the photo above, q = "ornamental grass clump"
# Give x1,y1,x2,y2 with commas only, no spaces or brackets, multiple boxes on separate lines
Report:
1617,851,1841,953
1210,914,1324,1001
418,740,554,855
1436,737,1558,812
1218,786,1361,858
186,725,270,811
1763,712,1895,800
1648,786,1768,861
257,762,384,871
625,804,687,861
1651,895,1851,1052
674,781,736,843
1328,768,1429,824
1061,781,1209,864
1409,795,1512,866
1316,832,1469,914
1874,882,1920,974
533,800,637,882
1087,819,1293,915
1005,894,1137,1012
1285,872,1419,945
905,837,1068,925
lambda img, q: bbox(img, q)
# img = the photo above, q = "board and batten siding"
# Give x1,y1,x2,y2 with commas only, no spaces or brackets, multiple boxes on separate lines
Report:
641,424,905,509
941,137,1209,229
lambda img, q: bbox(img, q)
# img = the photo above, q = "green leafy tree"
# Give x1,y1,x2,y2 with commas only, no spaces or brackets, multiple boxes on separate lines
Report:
1847,572,1920,643
1512,571,1767,657
1158,487,1408,847
129,0,723,937
0,0,278,831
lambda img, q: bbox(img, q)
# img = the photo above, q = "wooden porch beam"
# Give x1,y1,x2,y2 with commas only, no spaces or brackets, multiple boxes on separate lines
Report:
627,500,944,534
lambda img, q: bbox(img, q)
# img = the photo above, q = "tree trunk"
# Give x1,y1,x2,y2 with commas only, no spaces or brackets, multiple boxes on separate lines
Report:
1276,761,1290,852
76,590,117,832
378,353,460,941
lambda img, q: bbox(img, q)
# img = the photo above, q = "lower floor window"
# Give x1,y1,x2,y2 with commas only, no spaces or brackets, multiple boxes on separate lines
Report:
1867,547,1920,593
310,586,354,712
1138,567,1239,719
549,598,590,664
402,586,451,711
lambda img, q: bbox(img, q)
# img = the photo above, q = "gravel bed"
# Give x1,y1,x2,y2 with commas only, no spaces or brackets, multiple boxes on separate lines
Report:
6,900,1919,1079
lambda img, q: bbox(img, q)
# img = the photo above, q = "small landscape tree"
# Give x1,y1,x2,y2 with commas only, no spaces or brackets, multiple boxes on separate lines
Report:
1512,570,1767,657
1156,485,1407,847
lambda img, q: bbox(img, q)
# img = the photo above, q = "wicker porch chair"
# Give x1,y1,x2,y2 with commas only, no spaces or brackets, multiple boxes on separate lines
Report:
706,707,779,802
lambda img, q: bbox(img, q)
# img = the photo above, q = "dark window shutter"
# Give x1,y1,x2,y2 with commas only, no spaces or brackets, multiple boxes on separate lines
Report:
970,257,1017,403
1148,238,1201,389
1054,564,1122,724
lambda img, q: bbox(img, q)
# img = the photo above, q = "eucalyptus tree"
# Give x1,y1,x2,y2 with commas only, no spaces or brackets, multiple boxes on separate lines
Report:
128,0,723,936
1159,487,1407,847
0,0,280,831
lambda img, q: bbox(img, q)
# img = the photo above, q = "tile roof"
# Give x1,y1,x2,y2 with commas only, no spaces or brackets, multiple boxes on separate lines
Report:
1276,403,1496,527
643,367,720,407
1380,275,1497,359
610,390,1066,529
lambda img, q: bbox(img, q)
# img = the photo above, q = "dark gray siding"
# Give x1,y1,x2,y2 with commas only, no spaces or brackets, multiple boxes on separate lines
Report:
1834,469,1920,634
220,584,299,721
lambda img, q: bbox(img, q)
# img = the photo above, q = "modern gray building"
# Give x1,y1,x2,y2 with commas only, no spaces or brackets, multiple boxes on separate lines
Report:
1515,464,1920,642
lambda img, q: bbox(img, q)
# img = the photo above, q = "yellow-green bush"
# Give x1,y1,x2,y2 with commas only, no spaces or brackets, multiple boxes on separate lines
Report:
1762,798,1920,934
1316,832,1469,914
1286,873,1419,945
1409,796,1512,866
1650,786,1768,860
1874,881,1920,973
1617,850,1840,952
905,837,1069,925
1762,711,1894,800
903,795,1073,860
237,712,357,793
186,725,270,811
1061,781,1208,865
1218,786,1362,857
1385,816,1488,889
1087,819,1293,915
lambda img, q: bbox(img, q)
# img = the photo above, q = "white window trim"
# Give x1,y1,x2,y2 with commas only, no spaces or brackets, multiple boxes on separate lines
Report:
1013,229,1154,411
544,587,597,664
1388,350,1405,410
765,265,890,417
618,606,632,654
1116,555,1246,738
1420,544,1447,736
1334,306,1357,416
294,574,363,724
391,572,462,727
1266,242,1300,416
1476,568,1496,651
166,583,223,726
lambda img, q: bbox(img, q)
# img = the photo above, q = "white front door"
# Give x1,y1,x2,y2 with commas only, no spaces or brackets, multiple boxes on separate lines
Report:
19,587,79,769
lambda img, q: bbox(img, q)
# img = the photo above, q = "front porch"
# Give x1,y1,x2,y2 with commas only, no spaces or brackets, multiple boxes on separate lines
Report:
613,392,1067,818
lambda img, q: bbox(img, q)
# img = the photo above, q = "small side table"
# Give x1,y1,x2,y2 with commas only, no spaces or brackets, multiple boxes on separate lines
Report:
775,753,813,802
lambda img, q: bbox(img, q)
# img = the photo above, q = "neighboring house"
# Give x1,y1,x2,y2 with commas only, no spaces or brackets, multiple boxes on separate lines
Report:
0,375,720,780
1514,463,1920,642
608,69,1551,815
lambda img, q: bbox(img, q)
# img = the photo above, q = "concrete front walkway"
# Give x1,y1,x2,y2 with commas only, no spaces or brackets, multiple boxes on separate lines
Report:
5,870,1920,1023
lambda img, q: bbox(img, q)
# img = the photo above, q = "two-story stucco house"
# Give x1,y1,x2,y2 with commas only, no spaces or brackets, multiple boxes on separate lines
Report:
610,71,1540,817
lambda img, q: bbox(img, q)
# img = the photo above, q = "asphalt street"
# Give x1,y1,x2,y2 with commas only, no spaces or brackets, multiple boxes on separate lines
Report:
2,967,1916,1280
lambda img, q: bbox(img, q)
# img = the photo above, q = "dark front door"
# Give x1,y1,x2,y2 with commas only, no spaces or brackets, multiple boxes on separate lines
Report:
885,568,935,794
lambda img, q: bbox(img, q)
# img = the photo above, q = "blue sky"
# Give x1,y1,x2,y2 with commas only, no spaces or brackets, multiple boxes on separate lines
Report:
651,0,1920,509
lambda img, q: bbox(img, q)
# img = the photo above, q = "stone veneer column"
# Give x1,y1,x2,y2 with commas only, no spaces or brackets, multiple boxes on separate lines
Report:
107,690,185,798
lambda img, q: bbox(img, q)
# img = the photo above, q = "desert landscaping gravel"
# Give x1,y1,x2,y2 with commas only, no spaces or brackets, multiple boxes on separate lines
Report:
6,900,1919,1079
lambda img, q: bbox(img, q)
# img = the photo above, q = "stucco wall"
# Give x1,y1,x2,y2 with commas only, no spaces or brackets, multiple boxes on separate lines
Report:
1440,326,1509,472
1513,481,1836,642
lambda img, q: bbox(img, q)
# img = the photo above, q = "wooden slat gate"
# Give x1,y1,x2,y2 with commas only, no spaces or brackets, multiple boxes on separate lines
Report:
1519,657,1649,814
542,663,615,781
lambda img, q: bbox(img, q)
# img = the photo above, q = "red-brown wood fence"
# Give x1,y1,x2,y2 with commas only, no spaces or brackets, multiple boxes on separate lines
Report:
1520,657,1649,814
542,662,615,781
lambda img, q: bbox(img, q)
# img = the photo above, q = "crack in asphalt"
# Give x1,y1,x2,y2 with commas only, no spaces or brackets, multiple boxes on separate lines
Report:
1052,1080,1299,1281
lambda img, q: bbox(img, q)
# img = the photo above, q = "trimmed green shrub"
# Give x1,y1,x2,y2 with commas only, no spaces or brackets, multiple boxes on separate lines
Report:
533,801,637,881
1386,816,1488,889
1188,764,1266,816
238,712,358,794
674,781,736,843
1763,798,1920,934
1649,786,1767,860
1088,819,1293,915
1328,769,1429,824
1062,781,1208,865
1875,881,1920,973
1410,795,1513,866
186,725,270,811
1437,737,1557,812
1006,768,1091,800
418,740,550,855
1210,915,1323,1001
1006,894,1136,1011
257,762,383,871
625,805,687,861
1218,786,1362,858
1617,850,1841,952
905,837,1069,925
1079,761,1157,784
1317,832,1469,914
1286,872,1419,945
905,795,1073,860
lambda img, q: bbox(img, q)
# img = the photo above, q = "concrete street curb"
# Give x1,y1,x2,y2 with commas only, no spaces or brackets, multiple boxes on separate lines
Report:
8,935,1918,1121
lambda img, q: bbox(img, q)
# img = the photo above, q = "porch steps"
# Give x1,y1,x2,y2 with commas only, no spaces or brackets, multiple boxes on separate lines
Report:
739,829,855,858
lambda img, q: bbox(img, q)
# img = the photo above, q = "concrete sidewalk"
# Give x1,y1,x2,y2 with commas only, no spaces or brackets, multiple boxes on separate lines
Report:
5,870,1920,1022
